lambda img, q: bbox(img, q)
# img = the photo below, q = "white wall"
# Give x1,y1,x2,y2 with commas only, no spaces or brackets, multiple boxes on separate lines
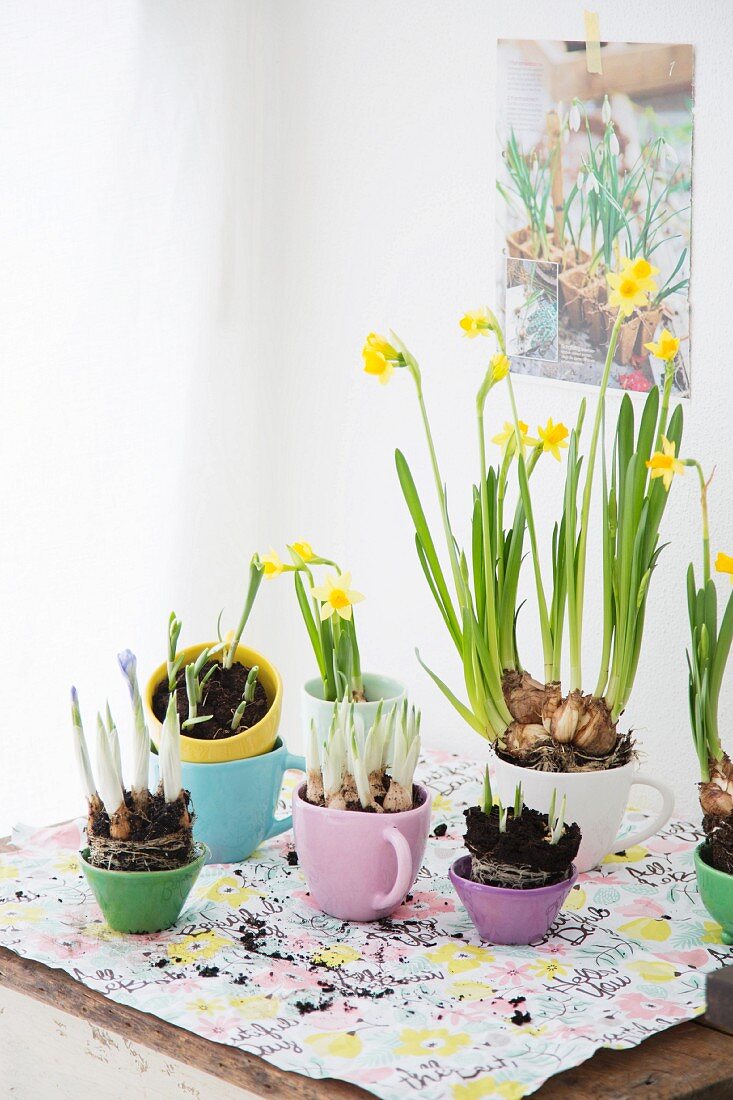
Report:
1,0,730,832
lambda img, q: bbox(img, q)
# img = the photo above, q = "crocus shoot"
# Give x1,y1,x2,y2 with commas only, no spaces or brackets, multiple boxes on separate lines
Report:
304,698,421,813
72,655,194,871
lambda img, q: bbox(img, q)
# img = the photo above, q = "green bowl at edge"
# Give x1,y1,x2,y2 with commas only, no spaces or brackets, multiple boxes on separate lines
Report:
694,840,733,946
80,841,209,934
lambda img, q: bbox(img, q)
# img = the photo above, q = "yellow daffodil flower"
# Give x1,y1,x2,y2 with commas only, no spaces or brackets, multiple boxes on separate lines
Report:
644,328,680,362
260,548,284,579
537,418,569,461
606,268,655,317
716,551,733,582
490,352,510,382
620,256,660,289
459,308,493,338
362,332,401,385
491,420,538,456
646,436,684,491
291,540,314,562
311,572,365,622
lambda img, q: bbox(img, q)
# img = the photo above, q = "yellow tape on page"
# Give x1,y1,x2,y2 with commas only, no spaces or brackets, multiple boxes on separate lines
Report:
584,10,603,74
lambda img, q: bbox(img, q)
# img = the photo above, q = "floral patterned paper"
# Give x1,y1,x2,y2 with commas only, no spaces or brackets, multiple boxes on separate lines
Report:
1,751,731,1100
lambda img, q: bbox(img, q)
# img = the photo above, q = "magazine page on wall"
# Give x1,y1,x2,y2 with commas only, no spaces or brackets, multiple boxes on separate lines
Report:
496,39,694,397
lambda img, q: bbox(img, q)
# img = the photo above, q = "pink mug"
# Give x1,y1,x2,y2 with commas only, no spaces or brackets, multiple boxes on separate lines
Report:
292,783,432,921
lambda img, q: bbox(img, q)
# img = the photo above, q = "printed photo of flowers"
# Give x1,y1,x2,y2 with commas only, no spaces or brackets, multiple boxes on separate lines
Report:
506,258,559,362
496,39,693,396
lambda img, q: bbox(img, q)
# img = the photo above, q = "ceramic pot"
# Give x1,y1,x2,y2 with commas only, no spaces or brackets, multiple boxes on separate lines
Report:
145,642,282,764
493,755,674,873
301,672,405,744
292,782,431,921
694,841,733,945
151,738,305,864
449,855,577,945
80,842,208,933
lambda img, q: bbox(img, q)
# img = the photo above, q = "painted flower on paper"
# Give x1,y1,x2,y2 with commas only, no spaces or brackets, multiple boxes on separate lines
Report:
644,328,680,362
0,901,45,924
306,1031,363,1058
427,941,494,974
168,929,232,965
187,995,227,1017
311,572,365,622
395,1027,471,1058
198,875,263,907
311,943,361,968
453,1078,525,1100
537,418,569,461
228,994,280,1018
527,957,569,980
362,333,401,384
291,540,314,562
459,308,493,338
715,552,733,582
646,436,684,491
260,548,284,579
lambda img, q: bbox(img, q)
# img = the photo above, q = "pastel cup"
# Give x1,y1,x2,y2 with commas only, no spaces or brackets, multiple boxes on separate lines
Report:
145,642,283,764
80,842,209,934
493,755,674,873
292,782,431,921
301,673,405,743
694,841,733,946
449,855,578,945
151,738,305,864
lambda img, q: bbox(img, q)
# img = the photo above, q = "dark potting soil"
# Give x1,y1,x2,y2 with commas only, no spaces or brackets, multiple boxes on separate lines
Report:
87,788,195,870
463,804,581,886
703,814,733,875
152,659,270,740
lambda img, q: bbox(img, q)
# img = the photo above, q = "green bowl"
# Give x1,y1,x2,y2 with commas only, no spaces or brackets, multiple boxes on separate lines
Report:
694,841,733,946
80,842,209,934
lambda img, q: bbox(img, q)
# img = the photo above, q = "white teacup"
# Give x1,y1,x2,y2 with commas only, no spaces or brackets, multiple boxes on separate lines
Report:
493,755,674,873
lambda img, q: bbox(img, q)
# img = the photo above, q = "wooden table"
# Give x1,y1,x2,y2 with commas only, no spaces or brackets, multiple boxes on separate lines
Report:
3,828,733,1100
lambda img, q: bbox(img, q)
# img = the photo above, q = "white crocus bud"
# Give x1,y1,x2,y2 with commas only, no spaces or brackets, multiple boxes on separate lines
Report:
117,649,150,797
95,713,125,818
70,688,97,802
105,702,123,786
159,692,183,804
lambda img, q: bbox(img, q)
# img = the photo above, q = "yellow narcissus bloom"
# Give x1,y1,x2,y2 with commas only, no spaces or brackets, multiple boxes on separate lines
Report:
646,436,684,491
490,352,510,382
620,256,660,290
459,308,493,338
311,571,365,621
606,271,652,316
644,328,680,362
291,540,314,562
362,332,400,385
491,420,538,456
537,418,569,461
260,548,284,579
716,552,733,581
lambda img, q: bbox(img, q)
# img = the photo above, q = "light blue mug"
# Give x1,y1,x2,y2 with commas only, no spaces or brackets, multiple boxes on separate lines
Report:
151,738,305,864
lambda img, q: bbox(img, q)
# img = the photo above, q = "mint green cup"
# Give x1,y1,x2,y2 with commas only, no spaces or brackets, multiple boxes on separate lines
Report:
80,842,209,934
694,841,733,946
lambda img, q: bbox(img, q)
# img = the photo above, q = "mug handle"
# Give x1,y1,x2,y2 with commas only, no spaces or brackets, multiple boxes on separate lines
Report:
265,752,306,840
608,772,675,856
373,827,413,911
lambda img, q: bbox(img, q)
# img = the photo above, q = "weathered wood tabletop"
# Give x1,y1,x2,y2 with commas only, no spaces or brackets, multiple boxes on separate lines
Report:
2,827,733,1100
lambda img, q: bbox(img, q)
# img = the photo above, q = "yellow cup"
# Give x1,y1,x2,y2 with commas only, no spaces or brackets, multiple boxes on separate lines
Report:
144,642,282,764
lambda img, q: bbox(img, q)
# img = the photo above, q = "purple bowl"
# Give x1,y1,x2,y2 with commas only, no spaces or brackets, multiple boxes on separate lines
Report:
449,855,578,945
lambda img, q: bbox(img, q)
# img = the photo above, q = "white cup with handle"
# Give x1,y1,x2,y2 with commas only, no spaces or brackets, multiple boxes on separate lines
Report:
493,755,674,873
